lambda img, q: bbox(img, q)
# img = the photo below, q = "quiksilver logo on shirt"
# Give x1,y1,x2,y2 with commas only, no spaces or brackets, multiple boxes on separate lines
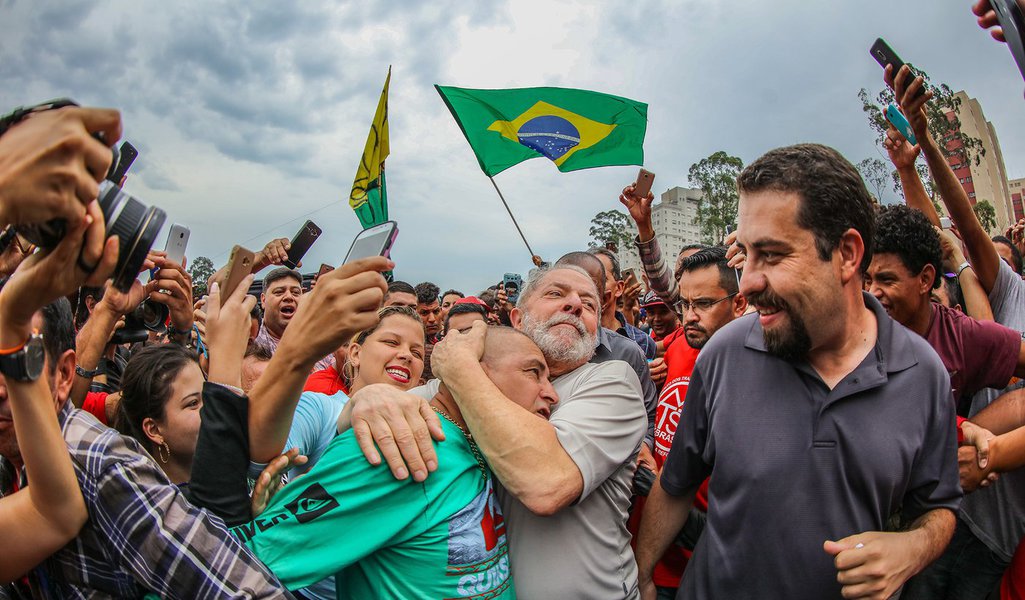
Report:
285,483,340,524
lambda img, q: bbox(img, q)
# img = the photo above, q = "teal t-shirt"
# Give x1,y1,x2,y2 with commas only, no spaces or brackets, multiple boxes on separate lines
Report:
233,419,514,599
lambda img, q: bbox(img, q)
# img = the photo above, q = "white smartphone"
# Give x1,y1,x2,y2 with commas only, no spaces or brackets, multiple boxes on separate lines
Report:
343,221,399,264
940,216,952,229
163,224,190,265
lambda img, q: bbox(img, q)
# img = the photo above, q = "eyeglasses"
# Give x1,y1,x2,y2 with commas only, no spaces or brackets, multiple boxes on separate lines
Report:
679,293,738,314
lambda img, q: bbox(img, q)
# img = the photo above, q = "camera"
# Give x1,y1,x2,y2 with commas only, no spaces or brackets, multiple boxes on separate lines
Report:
110,298,169,345
17,142,165,293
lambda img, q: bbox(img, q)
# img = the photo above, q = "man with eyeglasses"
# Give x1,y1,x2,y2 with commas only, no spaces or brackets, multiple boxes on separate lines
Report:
636,245,747,600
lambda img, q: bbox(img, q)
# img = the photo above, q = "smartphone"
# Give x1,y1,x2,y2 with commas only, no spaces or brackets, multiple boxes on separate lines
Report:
870,38,926,100
163,224,190,266
885,103,917,146
503,273,523,304
343,220,399,264
634,168,655,199
622,268,638,287
317,263,334,279
107,141,139,185
221,245,255,306
992,0,1025,83
940,216,953,229
283,220,322,270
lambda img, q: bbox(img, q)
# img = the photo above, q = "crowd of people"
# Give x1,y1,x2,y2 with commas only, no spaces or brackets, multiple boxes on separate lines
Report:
0,2,1023,599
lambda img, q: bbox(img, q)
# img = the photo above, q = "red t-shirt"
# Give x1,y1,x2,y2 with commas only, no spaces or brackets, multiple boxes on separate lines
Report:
82,391,110,425
924,302,1020,409
629,327,709,589
303,366,348,396
1003,537,1025,600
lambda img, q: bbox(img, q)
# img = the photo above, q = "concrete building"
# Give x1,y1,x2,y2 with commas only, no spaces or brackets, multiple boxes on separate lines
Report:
948,91,1014,233
1010,177,1025,223
617,186,704,276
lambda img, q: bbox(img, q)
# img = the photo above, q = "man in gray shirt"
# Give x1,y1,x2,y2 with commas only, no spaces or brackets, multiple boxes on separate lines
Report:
636,144,961,600
349,264,647,599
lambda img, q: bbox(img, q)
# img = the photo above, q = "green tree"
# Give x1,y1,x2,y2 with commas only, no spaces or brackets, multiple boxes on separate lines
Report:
973,199,998,233
188,256,216,297
856,158,890,204
689,151,743,244
588,209,633,252
858,68,985,212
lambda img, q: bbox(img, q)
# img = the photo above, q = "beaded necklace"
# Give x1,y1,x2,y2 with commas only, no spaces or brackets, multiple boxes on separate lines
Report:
431,405,488,481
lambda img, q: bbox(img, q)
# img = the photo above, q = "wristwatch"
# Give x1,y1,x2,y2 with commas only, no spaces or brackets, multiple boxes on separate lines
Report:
0,333,45,382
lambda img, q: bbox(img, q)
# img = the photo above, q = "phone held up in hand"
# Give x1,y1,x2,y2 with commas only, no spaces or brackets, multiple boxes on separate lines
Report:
283,220,322,270
222,245,255,307
885,103,917,146
870,38,927,100
991,0,1025,83
634,168,655,199
503,273,523,304
343,221,399,264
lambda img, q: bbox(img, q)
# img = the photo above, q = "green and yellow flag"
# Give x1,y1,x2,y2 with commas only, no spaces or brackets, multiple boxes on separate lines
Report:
349,68,391,229
435,85,647,177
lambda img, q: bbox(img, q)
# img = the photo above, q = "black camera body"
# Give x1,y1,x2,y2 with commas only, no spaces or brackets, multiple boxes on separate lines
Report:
110,299,169,345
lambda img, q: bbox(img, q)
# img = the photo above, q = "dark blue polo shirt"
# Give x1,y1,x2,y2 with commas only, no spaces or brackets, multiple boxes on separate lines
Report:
661,292,961,599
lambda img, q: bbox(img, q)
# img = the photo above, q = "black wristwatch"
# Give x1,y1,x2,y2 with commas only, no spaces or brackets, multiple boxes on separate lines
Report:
0,333,46,382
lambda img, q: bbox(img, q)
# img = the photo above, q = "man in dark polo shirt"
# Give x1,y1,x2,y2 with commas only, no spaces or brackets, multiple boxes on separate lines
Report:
636,144,961,600
866,204,1024,415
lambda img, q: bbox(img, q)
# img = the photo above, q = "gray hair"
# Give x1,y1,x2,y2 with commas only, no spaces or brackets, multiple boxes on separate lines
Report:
516,264,602,323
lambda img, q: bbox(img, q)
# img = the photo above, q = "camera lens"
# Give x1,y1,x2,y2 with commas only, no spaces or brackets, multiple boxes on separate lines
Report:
98,181,166,292
139,300,169,332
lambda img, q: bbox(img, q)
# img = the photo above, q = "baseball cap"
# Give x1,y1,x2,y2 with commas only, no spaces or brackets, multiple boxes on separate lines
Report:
454,296,491,309
640,290,670,309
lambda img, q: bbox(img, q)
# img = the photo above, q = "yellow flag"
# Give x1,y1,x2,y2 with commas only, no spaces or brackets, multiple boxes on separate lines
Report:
349,68,391,228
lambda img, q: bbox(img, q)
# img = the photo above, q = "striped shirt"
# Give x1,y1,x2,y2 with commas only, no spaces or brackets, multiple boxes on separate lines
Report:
1,402,290,599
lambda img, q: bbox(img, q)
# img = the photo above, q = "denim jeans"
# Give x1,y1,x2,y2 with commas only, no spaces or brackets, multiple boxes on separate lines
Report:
902,517,1008,600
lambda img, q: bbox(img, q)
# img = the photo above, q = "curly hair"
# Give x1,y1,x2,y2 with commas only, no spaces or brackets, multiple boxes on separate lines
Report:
874,204,943,289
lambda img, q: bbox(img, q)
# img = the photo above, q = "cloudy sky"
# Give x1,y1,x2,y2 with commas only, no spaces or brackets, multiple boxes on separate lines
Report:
1,1,1021,293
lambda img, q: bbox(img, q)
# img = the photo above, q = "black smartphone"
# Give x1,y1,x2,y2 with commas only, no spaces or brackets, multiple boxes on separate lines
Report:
503,273,523,304
992,0,1025,83
283,220,322,269
870,38,926,100
107,141,138,185
343,220,399,264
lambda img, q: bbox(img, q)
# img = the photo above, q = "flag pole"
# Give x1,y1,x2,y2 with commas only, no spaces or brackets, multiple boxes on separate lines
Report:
488,175,538,261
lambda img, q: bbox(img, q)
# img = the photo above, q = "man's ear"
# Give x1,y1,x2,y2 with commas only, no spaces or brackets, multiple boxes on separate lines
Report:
85,295,99,314
919,264,938,296
53,349,75,408
509,307,523,329
837,228,866,285
732,293,748,318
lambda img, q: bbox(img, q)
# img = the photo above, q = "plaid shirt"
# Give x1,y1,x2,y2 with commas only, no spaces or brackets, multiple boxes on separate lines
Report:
635,234,681,312
254,325,334,372
1,402,291,599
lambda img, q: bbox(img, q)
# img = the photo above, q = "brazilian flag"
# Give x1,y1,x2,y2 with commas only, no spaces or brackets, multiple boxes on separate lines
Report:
435,85,647,177
349,68,391,229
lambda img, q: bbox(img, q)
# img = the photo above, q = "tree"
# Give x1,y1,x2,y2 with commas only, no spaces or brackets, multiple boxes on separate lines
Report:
856,158,890,204
588,209,633,252
188,256,216,297
689,151,743,244
857,67,985,212
973,199,998,233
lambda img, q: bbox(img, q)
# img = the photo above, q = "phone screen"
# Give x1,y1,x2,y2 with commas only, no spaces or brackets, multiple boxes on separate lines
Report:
344,222,398,264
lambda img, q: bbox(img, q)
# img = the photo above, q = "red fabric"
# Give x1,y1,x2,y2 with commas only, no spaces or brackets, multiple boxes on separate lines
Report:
629,327,709,589
303,366,348,396
1002,535,1025,600
925,303,1020,402
82,391,110,426
956,416,967,445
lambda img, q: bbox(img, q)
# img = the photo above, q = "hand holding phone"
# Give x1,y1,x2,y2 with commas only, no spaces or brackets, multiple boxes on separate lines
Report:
634,168,655,199
284,220,322,270
885,103,917,146
221,246,255,307
503,273,522,304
